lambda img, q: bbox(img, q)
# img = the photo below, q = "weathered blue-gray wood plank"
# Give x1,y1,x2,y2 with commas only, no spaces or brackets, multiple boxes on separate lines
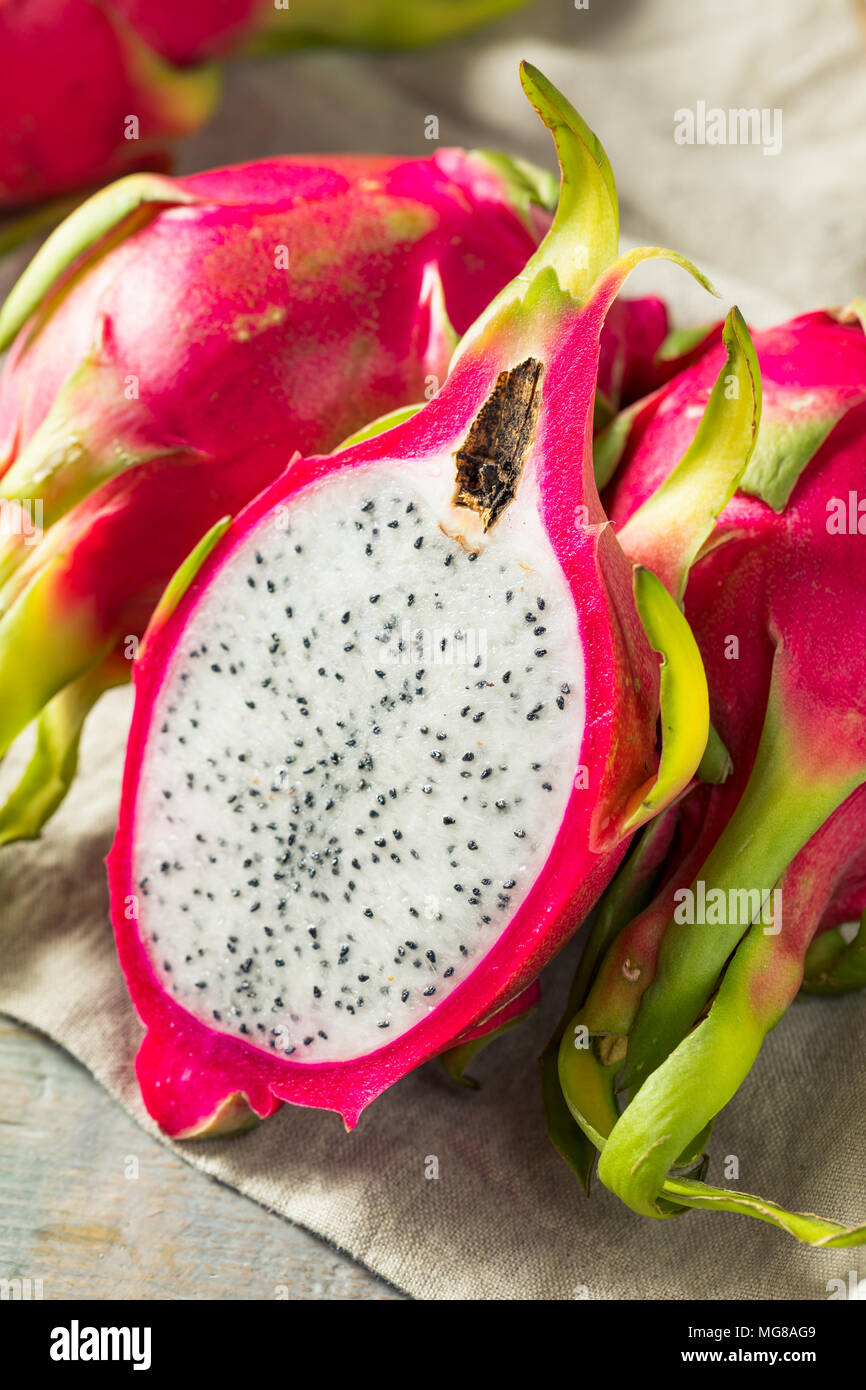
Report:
0,1018,403,1300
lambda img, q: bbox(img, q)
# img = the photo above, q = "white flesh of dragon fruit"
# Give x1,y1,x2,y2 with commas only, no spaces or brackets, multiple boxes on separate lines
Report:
132,461,585,1062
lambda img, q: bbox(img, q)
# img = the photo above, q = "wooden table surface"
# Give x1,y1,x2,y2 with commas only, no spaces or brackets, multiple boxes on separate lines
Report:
0,1017,403,1301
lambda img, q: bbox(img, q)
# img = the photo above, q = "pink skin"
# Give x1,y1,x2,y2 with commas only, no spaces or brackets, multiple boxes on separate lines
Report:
446,979,541,1048
606,310,866,520
586,313,866,1035
817,836,866,932
744,783,866,1022
612,351,866,789
113,0,263,62
107,259,663,1135
595,296,719,414
0,0,219,208
0,3,537,208
1,151,543,469
596,296,668,412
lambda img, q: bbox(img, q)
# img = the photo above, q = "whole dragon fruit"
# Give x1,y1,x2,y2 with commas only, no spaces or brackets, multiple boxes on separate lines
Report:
0,0,224,209
550,305,866,1244
110,1,267,63
106,64,713,1138
0,0,530,211
0,146,557,845
594,297,719,426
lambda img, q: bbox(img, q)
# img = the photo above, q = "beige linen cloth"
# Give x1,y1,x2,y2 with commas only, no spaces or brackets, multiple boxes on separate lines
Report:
2,0,865,1299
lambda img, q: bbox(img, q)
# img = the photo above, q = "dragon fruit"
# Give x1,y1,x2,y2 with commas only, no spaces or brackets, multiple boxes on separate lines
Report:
111,1,265,63
106,64,714,1138
0,145,557,845
109,0,530,59
594,297,720,426
0,0,223,209
551,305,866,1244
0,0,531,212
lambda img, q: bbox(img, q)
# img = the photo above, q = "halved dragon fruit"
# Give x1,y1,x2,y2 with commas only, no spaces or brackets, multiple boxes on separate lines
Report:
107,65,712,1137
551,304,866,1244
